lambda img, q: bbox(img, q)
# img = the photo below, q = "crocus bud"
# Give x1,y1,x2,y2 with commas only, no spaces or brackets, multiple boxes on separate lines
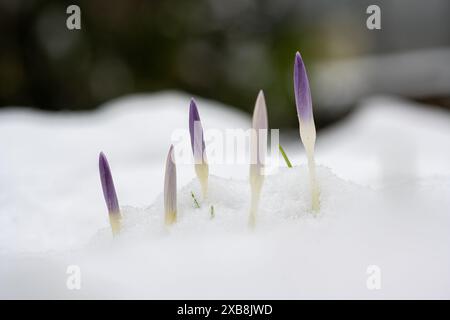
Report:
249,90,268,227
294,51,320,211
189,98,209,198
294,51,316,154
99,152,121,236
164,145,177,225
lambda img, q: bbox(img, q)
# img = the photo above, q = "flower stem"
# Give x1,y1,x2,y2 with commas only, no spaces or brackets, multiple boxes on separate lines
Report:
307,152,320,212
248,175,262,229
195,163,209,199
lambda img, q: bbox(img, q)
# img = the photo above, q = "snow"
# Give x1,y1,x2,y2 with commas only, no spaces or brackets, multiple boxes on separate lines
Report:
0,92,250,254
316,96,450,187
0,92,449,299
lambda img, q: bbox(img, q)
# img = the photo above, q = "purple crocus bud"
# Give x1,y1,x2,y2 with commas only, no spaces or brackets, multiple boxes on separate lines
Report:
164,145,177,225
294,51,314,122
293,51,320,212
189,98,206,164
99,152,121,236
189,98,209,198
294,51,316,152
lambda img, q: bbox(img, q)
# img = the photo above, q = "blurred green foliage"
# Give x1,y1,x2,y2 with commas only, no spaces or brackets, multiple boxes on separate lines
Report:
3,0,447,128
1,0,324,128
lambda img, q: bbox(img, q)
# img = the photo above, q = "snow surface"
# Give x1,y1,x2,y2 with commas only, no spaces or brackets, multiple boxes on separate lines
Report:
0,92,449,299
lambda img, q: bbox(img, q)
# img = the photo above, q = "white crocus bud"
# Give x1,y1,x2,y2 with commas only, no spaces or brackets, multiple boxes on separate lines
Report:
249,90,268,228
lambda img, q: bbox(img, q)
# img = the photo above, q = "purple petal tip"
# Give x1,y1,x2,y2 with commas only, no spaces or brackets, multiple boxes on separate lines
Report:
99,152,120,215
294,51,313,121
168,144,175,161
189,99,200,126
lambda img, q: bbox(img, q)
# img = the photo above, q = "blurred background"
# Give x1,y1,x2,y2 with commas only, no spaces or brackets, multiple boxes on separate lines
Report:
1,0,450,129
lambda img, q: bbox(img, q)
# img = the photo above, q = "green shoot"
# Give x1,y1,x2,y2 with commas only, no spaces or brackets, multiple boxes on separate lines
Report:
279,144,293,168
191,191,200,208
